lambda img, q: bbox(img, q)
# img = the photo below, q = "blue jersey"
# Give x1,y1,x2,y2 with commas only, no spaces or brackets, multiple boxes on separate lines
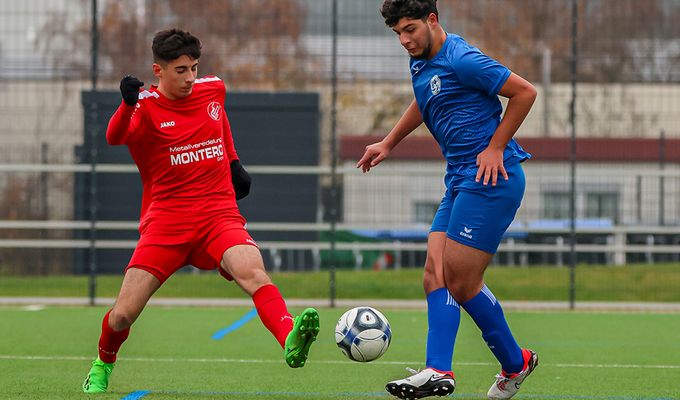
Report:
410,34,530,184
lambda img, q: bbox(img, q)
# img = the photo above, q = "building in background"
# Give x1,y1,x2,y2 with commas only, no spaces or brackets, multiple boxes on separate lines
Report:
1,0,680,271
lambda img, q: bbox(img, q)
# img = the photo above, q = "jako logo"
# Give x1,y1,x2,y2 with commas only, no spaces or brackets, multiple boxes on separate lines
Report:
160,121,175,128
207,102,222,121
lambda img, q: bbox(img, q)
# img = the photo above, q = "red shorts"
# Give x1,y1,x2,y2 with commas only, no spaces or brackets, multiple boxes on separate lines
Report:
127,212,258,283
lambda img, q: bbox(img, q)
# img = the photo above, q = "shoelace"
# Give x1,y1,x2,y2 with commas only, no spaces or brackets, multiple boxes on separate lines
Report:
402,367,421,381
403,367,453,383
495,374,510,391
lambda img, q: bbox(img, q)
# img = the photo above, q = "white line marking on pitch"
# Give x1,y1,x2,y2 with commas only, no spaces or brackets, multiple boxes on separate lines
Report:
1,355,679,370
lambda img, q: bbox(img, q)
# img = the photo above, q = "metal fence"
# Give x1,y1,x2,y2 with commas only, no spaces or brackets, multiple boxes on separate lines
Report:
1,0,680,303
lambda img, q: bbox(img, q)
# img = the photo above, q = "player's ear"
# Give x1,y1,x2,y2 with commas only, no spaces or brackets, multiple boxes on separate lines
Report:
426,12,438,27
152,63,162,79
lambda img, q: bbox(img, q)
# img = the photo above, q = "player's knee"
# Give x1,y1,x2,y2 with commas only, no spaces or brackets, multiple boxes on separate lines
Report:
445,275,478,303
423,257,438,277
109,308,136,330
232,265,271,290
422,269,441,293
423,258,444,292
448,284,475,303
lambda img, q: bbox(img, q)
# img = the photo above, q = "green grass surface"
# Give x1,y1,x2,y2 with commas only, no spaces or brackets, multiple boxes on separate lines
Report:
2,264,680,302
0,306,678,399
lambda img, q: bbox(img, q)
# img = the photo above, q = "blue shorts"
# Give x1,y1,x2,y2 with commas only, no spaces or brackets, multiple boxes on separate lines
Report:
431,162,525,254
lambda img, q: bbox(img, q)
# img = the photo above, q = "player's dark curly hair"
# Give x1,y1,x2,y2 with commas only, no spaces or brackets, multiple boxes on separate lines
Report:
380,0,438,27
152,28,202,64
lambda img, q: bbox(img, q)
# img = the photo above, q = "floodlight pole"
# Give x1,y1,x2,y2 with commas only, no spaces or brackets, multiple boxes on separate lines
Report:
568,0,578,310
91,0,98,90
88,0,99,306
659,130,666,226
329,0,339,308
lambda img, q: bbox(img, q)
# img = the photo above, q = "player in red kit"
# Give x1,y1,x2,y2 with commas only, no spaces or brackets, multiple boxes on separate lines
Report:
82,28,320,394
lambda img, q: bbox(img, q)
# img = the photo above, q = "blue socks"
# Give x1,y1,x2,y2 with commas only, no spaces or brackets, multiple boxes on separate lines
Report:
461,285,524,373
425,285,523,374
425,287,460,372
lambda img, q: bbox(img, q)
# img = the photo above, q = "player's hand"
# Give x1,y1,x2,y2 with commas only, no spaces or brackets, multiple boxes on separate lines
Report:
120,75,144,106
230,160,251,200
356,141,391,173
475,146,507,186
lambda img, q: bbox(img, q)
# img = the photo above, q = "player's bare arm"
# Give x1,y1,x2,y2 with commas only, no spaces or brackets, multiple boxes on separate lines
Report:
475,73,537,186
356,99,423,173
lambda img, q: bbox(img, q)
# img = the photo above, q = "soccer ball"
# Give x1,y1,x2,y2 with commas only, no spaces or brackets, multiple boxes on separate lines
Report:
335,306,391,362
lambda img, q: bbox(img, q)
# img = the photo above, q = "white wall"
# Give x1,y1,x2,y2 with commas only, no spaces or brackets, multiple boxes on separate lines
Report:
342,160,680,227
332,82,680,140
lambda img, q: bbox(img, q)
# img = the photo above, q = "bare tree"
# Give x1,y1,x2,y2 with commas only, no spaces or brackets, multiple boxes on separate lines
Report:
35,2,91,79
439,0,676,83
37,0,316,89
438,0,571,82
579,0,667,83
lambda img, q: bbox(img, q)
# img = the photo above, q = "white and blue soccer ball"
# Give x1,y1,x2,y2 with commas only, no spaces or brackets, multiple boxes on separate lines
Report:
335,306,391,362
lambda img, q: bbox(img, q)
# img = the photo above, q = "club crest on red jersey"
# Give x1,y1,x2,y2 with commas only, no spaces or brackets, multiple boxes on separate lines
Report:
207,102,222,121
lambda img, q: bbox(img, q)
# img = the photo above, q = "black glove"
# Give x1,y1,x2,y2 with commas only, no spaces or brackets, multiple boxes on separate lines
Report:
230,160,251,200
120,75,144,106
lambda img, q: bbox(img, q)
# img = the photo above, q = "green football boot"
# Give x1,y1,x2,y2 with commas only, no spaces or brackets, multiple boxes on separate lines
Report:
82,357,114,393
284,308,320,368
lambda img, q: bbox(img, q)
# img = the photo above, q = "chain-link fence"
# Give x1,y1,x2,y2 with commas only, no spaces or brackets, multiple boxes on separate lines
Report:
1,0,680,303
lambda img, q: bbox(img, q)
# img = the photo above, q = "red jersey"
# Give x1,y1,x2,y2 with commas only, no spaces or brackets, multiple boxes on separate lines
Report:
106,76,240,225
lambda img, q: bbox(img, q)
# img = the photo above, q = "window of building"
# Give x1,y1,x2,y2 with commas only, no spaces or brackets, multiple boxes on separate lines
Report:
585,192,619,223
414,201,439,224
542,191,571,219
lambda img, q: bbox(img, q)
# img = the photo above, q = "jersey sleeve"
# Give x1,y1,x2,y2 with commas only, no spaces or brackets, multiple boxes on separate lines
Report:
452,45,511,96
106,101,144,145
222,109,239,162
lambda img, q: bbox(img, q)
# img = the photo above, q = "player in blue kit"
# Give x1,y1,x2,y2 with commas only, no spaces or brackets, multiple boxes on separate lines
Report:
357,1,538,399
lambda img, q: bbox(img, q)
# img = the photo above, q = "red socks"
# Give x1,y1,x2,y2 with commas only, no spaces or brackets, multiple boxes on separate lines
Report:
97,310,130,363
252,284,294,348
96,285,291,361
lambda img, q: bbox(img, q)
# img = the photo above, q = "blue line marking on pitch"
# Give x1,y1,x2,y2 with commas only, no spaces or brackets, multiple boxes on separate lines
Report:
211,307,258,340
120,390,150,400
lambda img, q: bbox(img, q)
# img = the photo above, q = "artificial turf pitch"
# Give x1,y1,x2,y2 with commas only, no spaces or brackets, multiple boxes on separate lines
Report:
0,306,678,399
